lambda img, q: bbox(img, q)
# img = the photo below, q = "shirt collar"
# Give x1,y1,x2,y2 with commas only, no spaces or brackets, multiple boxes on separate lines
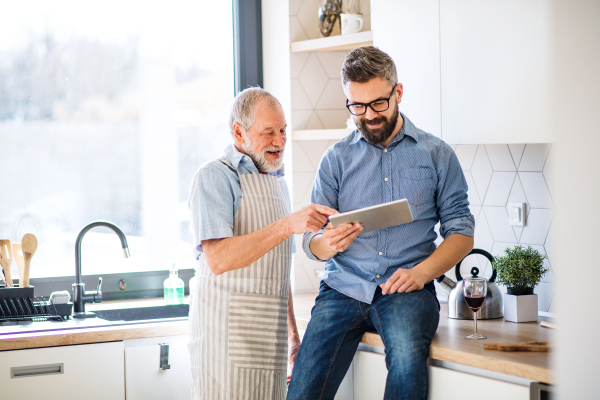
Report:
224,143,286,177
349,112,418,146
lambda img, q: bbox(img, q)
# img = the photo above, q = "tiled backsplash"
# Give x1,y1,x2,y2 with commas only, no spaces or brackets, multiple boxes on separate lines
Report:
291,142,556,314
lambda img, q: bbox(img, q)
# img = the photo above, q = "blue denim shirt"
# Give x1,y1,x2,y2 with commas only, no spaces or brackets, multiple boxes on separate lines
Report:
303,113,474,304
188,143,293,255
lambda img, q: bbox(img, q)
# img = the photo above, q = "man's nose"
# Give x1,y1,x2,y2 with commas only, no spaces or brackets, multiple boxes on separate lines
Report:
365,106,379,120
272,131,285,147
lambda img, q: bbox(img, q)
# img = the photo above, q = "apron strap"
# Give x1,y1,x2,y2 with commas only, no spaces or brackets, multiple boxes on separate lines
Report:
218,157,242,179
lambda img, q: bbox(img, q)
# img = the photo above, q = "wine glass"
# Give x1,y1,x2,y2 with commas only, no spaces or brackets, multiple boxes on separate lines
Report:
463,277,487,340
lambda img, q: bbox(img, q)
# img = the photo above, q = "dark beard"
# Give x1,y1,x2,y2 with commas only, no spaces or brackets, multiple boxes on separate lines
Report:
356,106,399,145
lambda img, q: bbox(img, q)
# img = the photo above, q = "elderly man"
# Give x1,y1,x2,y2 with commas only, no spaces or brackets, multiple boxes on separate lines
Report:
287,47,475,400
188,87,336,400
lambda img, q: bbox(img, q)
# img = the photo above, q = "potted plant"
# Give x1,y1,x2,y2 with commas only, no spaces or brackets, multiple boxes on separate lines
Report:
492,245,548,322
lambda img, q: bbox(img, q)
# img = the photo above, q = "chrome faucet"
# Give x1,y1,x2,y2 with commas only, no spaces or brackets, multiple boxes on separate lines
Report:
73,221,130,318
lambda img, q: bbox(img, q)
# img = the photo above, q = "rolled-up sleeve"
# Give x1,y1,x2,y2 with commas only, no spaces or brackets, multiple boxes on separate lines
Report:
436,144,475,238
188,164,236,252
302,149,339,261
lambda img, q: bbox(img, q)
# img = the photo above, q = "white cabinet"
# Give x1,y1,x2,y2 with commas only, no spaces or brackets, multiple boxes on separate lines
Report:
373,0,442,138
439,0,553,144
124,335,192,400
0,341,125,400
428,365,529,400
353,350,388,400
373,0,554,144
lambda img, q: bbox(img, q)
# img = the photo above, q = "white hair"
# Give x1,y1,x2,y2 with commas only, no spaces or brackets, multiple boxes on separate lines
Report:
228,87,281,136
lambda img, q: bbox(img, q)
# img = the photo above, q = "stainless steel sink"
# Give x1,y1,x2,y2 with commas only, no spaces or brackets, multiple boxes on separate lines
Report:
92,304,189,322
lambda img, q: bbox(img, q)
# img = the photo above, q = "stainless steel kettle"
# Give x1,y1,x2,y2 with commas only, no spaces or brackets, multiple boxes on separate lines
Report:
436,249,504,320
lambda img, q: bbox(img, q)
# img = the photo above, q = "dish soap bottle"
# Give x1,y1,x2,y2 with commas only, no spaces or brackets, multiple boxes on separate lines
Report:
164,263,184,305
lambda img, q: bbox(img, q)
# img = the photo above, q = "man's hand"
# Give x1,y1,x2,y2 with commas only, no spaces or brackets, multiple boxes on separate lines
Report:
287,333,301,387
285,204,338,235
380,267,428,295
321,222,363,253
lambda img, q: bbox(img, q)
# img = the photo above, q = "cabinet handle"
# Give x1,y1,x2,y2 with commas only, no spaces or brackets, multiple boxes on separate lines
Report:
159,344,170,370
11,363,64,378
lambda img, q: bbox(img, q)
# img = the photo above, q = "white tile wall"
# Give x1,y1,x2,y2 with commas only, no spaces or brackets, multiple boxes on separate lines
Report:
291,141,557,314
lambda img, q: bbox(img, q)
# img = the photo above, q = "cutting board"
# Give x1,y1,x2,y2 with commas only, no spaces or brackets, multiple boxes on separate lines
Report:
484,341,551,352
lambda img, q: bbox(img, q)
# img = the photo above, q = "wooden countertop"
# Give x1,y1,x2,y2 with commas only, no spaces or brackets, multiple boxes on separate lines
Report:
1,294,553,384
293,293,554,384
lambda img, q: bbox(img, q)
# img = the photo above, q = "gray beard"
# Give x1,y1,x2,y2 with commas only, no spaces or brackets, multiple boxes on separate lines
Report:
242,139,284,173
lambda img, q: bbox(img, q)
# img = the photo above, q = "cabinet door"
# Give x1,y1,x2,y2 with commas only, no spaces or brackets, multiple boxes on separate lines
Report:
353,351,387,400
0,341,125,400
440,0,553,144
372,0,442,138
124,337,192,400
427,365,529,400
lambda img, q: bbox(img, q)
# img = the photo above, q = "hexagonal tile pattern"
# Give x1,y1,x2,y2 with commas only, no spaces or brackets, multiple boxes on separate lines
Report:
300,140,331,170
473,209,494,252
290,52,310,79
518,144,551,172
292,142,314,173
471,146,493,201
535,282,555,312
519,172,554,208
463,171,481,206
316,79,347,109
291,79,313,110
542,146,556,197
306,111,325,129
316,109,349,129
316,52,349,78
454,144,478,171
520,208,554,245
297,0,323,40
484,206,517,243
290,0,304,16
483,172,516,206
298,54,329,107
508,144,525,168
291,109,312,130
289,16,309,42
485,144,516,171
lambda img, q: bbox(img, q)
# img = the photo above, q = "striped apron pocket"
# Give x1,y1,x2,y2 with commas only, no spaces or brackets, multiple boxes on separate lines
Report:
228,292,288,370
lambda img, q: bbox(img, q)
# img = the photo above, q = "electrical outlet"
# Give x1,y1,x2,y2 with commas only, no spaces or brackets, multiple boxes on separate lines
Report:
508,202,526,226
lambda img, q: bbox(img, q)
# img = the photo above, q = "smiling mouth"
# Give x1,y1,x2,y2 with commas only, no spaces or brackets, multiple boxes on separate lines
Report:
266,150,281,156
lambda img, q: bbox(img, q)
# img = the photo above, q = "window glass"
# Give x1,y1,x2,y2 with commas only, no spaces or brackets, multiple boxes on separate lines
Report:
0,1,233,278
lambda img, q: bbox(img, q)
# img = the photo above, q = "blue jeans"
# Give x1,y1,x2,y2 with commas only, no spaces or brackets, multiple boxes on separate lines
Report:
287,281,440,400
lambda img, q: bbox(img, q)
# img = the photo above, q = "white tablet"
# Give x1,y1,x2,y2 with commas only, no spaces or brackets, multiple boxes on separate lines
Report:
328,199,414,233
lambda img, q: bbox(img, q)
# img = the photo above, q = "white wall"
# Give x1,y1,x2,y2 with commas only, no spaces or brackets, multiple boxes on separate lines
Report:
552,1,600,398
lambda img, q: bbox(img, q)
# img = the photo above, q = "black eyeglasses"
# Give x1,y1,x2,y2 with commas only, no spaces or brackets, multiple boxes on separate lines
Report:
345,84,398,116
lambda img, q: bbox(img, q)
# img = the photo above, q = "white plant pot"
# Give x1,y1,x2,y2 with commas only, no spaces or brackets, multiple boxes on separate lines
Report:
504,293,538,322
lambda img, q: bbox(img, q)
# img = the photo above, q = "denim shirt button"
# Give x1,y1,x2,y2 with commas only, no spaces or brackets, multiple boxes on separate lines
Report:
376,274,380,279
378,252,383,256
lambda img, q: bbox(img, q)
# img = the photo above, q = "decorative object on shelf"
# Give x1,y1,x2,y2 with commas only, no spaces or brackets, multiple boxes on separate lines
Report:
493,245,548,323
436,248,504,320
341,13,363,35
0,239,14,287
318,0,342,37
346,117,357,130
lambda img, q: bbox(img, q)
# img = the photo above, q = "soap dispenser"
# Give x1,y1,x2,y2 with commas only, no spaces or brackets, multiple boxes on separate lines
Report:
164,263,184,305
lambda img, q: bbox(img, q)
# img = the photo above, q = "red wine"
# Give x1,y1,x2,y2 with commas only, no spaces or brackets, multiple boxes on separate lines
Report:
464,295,485,311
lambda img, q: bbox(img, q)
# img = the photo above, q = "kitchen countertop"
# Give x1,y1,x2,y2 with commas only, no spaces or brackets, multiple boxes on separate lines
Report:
293,293,553,384
0,294,553,384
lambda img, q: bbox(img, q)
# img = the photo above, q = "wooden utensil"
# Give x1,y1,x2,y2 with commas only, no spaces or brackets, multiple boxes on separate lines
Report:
0,239,14,287
21,234,38,288
12,243,25,287
484,341,550,352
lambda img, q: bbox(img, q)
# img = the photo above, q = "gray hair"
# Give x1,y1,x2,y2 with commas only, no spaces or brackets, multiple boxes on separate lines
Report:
228,87,281,136
341,46,398,88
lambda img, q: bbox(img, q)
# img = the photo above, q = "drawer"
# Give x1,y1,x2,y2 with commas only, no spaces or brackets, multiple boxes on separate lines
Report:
0,341,125,400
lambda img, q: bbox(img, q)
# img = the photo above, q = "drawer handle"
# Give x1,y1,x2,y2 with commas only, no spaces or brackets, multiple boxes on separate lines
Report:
11,363,64,378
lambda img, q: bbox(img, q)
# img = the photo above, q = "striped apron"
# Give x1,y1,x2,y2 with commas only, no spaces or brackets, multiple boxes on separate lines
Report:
188,158,293,400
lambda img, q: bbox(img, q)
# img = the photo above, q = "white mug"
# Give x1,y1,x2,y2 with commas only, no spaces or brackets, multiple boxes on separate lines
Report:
340,13,364,35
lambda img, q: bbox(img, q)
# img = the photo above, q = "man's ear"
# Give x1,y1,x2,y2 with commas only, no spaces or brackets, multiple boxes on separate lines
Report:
232,122,245,145
395,83,404,104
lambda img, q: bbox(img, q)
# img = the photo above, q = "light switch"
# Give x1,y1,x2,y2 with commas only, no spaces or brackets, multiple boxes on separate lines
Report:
509,202,526,226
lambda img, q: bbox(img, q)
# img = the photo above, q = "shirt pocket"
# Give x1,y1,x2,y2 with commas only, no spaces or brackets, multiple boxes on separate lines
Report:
398,168,435,210
228,292,288,370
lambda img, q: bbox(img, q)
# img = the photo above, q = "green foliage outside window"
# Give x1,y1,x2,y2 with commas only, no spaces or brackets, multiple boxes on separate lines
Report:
492,245,548,289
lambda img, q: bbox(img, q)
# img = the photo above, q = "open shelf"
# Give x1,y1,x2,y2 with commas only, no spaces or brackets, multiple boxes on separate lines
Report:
291,31,373,53
292,129,353,141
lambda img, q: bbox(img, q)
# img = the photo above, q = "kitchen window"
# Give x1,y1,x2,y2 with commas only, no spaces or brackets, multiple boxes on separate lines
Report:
0,1,235,294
